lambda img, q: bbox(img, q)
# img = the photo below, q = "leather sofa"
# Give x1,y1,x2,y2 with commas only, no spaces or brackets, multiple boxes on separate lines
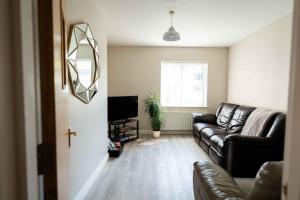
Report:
193,161,283,200
193,103,285,177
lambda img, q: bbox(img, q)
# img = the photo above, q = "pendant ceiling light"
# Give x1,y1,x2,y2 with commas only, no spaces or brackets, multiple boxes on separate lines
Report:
163,10,180,41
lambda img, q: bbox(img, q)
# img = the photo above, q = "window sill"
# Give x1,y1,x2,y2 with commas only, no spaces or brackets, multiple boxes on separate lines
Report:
162,105,208,108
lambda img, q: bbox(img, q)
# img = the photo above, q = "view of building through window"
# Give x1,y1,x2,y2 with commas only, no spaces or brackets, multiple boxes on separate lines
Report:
161,62,208,107
77,59,93,89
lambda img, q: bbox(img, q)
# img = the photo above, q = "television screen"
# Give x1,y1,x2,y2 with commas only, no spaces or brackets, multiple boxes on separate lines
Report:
108,96,138,121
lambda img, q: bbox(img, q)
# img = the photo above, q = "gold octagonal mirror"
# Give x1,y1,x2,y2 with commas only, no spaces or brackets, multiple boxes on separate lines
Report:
67,23,100,104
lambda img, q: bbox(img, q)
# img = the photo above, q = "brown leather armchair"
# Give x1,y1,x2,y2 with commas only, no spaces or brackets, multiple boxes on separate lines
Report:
193,161,283,200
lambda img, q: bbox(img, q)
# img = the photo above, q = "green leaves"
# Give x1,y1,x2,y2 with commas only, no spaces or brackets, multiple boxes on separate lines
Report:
144,93,163,131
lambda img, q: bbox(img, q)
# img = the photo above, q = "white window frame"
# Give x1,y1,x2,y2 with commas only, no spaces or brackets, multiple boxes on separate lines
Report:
160,61,208,108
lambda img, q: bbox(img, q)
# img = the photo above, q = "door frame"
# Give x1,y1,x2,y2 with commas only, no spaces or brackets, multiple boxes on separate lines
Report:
36,0,59,198
36,0,70,199
10,0,40,199
282,0,300,199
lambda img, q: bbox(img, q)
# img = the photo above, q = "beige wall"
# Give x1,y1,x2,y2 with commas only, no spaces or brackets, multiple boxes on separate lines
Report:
228,15,293,111
68,0,108,199
108,46,228,129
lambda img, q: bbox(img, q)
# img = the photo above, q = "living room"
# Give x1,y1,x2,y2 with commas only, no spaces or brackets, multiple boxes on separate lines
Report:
93,0,293,199
1,0,300,200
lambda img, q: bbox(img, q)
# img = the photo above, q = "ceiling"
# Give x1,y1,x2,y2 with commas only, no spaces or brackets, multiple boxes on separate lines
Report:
101,0,293,47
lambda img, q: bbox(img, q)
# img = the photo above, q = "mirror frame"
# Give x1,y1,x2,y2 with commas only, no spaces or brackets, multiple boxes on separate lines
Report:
67,23,101,104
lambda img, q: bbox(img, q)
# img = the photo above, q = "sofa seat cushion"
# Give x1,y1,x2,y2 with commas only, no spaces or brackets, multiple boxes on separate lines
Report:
210,134,227,154
209,146,225,167
201,128,228,141
193,123,217,136
227,106,255,134
217,103,239,129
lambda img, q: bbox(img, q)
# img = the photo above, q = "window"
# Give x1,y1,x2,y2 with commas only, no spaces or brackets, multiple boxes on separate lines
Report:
161,62,208,107
76,59,93,88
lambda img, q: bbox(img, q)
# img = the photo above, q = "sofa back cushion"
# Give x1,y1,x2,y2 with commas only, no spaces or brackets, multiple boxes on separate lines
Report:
216,103,239,129
215,103,225,117
193,161,246,200
266,114,286,140
248,161,283,200
227,106,255,133
241,109,277,137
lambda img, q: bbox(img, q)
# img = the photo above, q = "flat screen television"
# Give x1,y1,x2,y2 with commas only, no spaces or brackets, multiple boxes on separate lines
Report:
108,96,138,121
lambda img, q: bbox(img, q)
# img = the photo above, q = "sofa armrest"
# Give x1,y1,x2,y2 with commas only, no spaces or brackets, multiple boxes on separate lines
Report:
193,161,246,200
192,113,217,124
224,135,284,178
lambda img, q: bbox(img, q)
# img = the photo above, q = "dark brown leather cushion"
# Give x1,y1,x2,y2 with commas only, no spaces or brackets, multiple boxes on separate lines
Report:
216,103,225,117
217,103,239,129
227,106,255,133
193,162,246,200
193,123,217,137
248,161,283,200
266,114,286,140
201,128,228,141
193,113,217,124
210,134,227,154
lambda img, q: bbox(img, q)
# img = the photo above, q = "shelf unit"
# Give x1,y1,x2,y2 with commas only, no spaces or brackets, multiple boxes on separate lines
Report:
108,118,139,143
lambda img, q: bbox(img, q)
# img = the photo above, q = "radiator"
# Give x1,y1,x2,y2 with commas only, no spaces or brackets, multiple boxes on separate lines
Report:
161,112,193,130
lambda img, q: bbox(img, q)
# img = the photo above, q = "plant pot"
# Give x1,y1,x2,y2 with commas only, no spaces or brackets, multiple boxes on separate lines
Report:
153,131,160,138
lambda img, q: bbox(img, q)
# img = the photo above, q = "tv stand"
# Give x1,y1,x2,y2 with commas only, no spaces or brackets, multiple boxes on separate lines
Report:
108,118,139,143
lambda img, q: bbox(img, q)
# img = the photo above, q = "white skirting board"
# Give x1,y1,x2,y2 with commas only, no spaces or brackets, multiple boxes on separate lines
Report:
139,130,192,135
73,154,109,200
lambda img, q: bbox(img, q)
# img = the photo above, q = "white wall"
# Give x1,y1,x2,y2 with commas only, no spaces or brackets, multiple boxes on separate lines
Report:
108,46,228,130
228,15,293,111
68,0,108,199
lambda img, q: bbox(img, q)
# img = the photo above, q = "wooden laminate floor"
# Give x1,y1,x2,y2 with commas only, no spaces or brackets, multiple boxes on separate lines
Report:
85,134,211,200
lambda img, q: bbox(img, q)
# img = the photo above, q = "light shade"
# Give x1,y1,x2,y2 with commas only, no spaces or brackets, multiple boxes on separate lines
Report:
163,26,180,41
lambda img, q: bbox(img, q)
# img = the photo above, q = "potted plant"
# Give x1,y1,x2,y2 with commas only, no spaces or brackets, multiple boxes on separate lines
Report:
144,93,163,138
